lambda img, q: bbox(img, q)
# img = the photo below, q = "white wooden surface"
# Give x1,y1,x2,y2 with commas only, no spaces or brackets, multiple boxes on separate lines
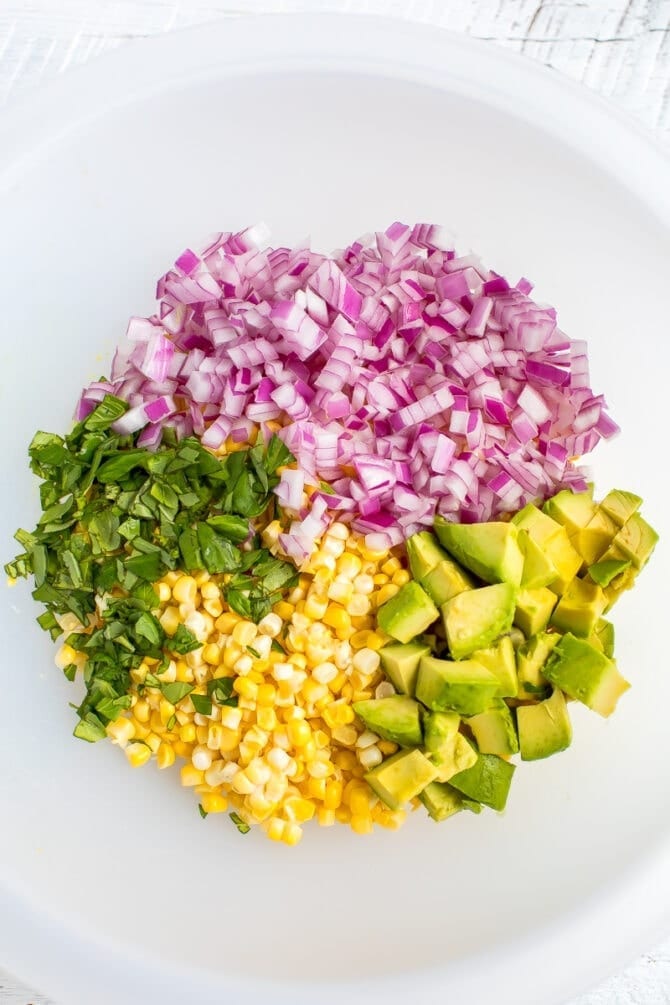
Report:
1,1,669,1003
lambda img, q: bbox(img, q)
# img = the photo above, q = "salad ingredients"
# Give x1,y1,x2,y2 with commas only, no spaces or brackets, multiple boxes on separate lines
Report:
76,223,617,551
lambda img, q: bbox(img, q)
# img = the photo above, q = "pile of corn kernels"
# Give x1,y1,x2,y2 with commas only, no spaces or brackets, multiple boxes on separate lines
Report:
58,521,411,845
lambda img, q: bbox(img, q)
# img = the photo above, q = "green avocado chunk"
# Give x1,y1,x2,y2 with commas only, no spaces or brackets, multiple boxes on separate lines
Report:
588,558,631,587
543,632,630,717
610,512,659,569
377,581,439,644
511,505,582,593
599,489,642,527
519,530,557,589
406,531,448,581
364,748,438,810
449,753,516,812
419,781,465,822
432,733,479,782
468,702,519,757
423,709,460,755
543,489,597,536
416,656,500,715
594,617,615,659
574,509,619,566
516,631,560,699
517,688,572,761
433,518,524,586
514,587,557,637
420,558,474,606
379,641,430,696
472,635,518,698
353,696,423,747
441,583,516,659
550,577,607,637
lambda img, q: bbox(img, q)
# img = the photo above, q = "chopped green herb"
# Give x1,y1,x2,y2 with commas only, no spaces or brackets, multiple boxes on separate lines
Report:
198,804,208,819
247,646,262,659
169,623,201,655
166,713,177,732
190,693,213,716
229,812,251,834
161,682,194,704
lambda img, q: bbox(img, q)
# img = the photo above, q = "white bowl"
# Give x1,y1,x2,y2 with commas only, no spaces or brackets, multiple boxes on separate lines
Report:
1,13,669,1005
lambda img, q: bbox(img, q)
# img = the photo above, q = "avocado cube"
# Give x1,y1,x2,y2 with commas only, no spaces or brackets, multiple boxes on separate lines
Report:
433,517,524,586
574,510,619,566
420,558,474,606
416,656,500,715
433,733,479,782
377,581,439,644
364,748,438,810
468,703,519,757
511,504,562,546
442,583,516,659
599,489,642,527
419,781,465,822
512,506,582,593
353,696,423,747
519,530,557,589
610,512,659,569
472,635,519,698
423,710,460,754
588,558,631,587
406,531,448,581
543,632,630,717
543,489,597,536
594,617,615,658
550,577,606,638
449,753,516,812
602,562,639,611
379,641,430,696
517,688,572,761
516,632,560,699
514,587,557,637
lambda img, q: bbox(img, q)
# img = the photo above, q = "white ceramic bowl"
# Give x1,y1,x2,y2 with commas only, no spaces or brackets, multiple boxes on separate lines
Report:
1,13,669,1005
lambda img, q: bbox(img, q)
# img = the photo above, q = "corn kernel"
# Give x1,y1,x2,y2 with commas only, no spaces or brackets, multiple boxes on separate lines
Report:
304,595,329,620
283,796,316,823
358,745,383,770
202,643,221,665
324,779,343,810
392,569,410,586
267,817,286,841
231,770,255,795
375,584,400,606
318,807,336,827
125,742,151,768
219,727,241,753
331,725,358,746
256,707,277,731
155,741,175,769
160,606,181,636
157,581,171,603
215,612,240,634
200,792,228,814
347,595,371,617
307,776,327,800
287,719,311,747
351,815,374,835
232,621,258,646
378,740,399,756
133,700,150,724
159,698,176,727
181,764,205,787
172,575,198,606
220,705,242,730
106,717,135,747
282,822,303,846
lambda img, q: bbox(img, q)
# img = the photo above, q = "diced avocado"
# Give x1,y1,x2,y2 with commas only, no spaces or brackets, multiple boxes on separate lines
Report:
379,641,430,696
517,688,572,761
419,781,465,822
574,510,619,566
507,627,526,649
433,733,479,782
543,632,630,717
594,617,615,659
468,702,519,757
610,512,659,569
406,531,448,581
364,748,437,810
512,505,582,593
377,581,439,644
516,632,560,699
353,696,423,747
543,489,597,536
416,656,500,715
472,635,518,698
514,587,557,637
442,583,516,659
433,518,524,586
602,563,639,611
519,530,557,589
423,710,460,755
588,558,631,587
420,558,474,606
449,753,516,812
550,577,606,637
599,489,642,527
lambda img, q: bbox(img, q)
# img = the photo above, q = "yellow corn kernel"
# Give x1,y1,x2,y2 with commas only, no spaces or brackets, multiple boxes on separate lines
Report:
194,570,211,587
215,611,240,634
163,570,179,587
106,717,135,747
232,770,255,795
301,678,328,705
159,606,180,636
178,722,196,744
156,742,176,769
125,742,151,768
133,700,150,724
159,698,176,726
156,581,171,603
247,791,274,822
375,584,400,606
223,643,244,669
372,573,388,586
195,724,209,746
332,725,358,746
273,600,293,621
337,553,362,579
282,823,303,846
313,729,330,750
323,701,355,729
219,705,242,730
351,815,374,835
335,806,351,824
324,779,343,810
365,631,388,651
322,604,350,632
234,677,258,702
202,643,221,665
175,660,194,683
173,739,192,759
312,567,333,591
266,817,286,842
307,776,327,801
256,707,277,731
287,719,311,748
304,594,329,620
172,575,198,606
254,682,275,706
180,764,205,787
200,791,228,814
203,597,224,618
219,727,241,753
328,671,347,693
232,620,258,646
349,785,374,816
378,740,399,756
392,569,410,586
376,809,407,830
347,595,371,617
283,796,316,823
130,721,150,741
317,807,336,827
301,739,317,761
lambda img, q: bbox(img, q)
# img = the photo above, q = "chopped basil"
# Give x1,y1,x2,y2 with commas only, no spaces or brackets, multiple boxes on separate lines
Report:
198,804,208,819
190,693,213,716
229,812,251,834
